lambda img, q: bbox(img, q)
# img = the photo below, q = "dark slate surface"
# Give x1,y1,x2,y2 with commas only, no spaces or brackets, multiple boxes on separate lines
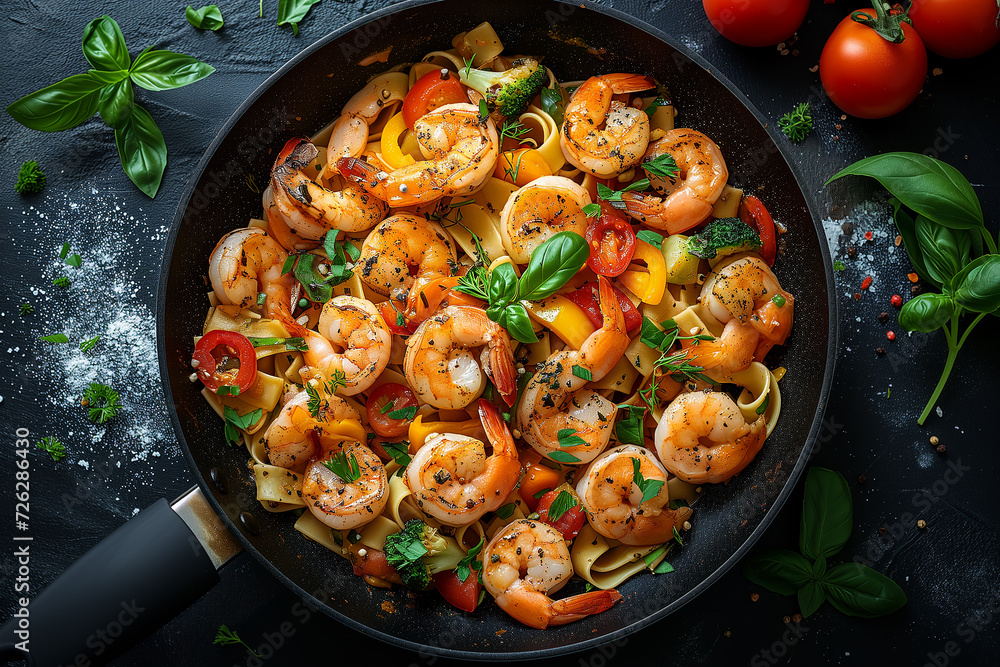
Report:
1,0,998,665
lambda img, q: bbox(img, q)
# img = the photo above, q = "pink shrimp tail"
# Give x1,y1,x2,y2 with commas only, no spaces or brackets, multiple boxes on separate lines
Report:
546,590,623,627
490,343,518,407
337,156,382,189
478,400,516,457
600,73,656,95
597,276,625,334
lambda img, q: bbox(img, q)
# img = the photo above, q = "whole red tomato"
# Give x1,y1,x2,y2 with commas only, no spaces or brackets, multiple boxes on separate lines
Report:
702,0,809,47
909,0,1000,59
820,7,928,119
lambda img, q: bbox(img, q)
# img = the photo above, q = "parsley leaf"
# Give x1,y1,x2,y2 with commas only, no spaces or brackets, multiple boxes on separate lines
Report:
388,404,417,421
778,102,813,143
632,458,665,503
615,404,646,447
637,230,664,248
40,333,69,344
495,502,516,519
36,436,66,462
642,153,680,180
571,365,592,381
213,624,260,657
544,490,577,521
82,382,123,424
223,405,261,446
323,451,361,482
454,537,485,582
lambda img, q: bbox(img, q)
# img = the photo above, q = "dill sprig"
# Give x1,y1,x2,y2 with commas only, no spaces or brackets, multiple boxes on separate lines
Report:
16,160,46,195
36,436,66,461
213,624,259,656
778,102,813,143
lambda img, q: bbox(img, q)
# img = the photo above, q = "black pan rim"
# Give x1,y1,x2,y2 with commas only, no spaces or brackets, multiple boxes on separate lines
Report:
156,0,839,659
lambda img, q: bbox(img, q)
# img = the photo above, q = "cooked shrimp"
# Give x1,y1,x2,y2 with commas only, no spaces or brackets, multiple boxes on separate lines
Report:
560,73,655,178
208,227,293,317
270,137,388,240
338,102,499,207
406,401,519,526
277,296,392,396
621,129,728,233
481,519,623,629
679,319,760,381
654,391,766,485
518,277,630,465
356,213,458,300
319,72,409,181
576,445,693,546
701,254,794,358
264,388,361,470
499,176,592,264
302,439,388,530
404,305,517,409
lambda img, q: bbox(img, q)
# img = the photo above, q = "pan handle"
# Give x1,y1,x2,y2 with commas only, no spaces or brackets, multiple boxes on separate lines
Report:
0,488,241,667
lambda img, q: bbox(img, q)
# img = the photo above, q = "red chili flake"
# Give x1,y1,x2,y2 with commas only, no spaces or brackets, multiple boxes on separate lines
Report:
853,292,862,300
861,276,872,290
864,231,873,241
890,294,902,308
886,331,896,341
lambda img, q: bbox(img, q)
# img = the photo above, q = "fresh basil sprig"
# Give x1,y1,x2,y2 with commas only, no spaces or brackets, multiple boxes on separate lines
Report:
744,467,907,619
6,16,213,197
455,231,590,344
284,229,358,303
277,0,322,36
828,152,999,424
186,5,225,31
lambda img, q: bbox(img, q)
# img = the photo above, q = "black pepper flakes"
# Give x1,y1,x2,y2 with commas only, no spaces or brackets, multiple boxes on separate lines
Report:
878,312,890,324
936,444,947,455
911,284,923,296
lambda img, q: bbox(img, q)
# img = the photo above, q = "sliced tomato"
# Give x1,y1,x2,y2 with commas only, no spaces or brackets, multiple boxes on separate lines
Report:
191,330,257,393
585,202,637,277
518,458,563,512
739,195,777,266
366,383,418,437
564,282,642,334
536,488,586,540
351,547,397,579
402,69,468,130
433,570,480,613
377,300,415,336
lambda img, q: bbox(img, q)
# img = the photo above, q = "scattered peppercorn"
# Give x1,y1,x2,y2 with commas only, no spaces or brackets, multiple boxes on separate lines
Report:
929,436,940,446
878,312,890,324
723,630,732,638
886,331,896,341
936,444,947,454
864,231,873,240
853,292,861,300
861,276,872,290
792,614,803,623
910,284,922,296
907,272,919,283
846,246,857,258
782,616,791,624
890,294,902,308
878,526,887,535
876,347,886,355
751,592,760,602
894,235,902,246
858,474,867,484
917,519,927,529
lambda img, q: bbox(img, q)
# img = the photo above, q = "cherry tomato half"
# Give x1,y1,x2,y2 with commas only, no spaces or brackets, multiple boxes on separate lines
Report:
433,570,480,613
366,383,419,437
702,0,810,47
518,456,563,512
909,0,1000,59
739,195,777,266
536,489,586,540
192,330,257,393
402,69,468,130
564,282,642,334
585,202,636,277
820,8,928,119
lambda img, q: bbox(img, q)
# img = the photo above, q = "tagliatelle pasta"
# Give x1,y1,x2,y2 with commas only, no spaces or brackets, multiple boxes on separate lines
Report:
189,22,796,630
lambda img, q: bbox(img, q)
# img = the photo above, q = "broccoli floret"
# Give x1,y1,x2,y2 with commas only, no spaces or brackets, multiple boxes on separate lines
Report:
459,57,547,119
687,217,763,260
15,160,45,195
383,519,465,590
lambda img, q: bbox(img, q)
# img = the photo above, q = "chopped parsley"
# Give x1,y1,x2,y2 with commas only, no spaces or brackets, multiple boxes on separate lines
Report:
223,405,261,446
82,382,123,424
323,451,361,482
40,333,69,344
641,153,680,180
632,458,664,503
454,537,485,582
778,102,813,143
79,336,100,352
213,624,260,657
544,490,577,521
36,436,66,461
18,303,34,315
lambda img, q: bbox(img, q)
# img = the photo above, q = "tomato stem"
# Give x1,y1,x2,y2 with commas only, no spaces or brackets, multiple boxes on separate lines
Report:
851,2,912,44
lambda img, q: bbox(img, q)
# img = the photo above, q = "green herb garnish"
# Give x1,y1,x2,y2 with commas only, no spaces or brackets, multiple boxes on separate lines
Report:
82,382,122,424
632,458,664,503
16,160,46,194
213,624,260,657
323,451,361,482
36,436,66,461
778,102,813,143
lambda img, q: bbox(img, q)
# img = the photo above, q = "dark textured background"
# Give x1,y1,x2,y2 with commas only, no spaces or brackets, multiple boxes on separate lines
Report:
1,0,998,665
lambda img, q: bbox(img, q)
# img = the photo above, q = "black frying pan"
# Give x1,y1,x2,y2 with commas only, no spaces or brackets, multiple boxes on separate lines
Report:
2,0,837,663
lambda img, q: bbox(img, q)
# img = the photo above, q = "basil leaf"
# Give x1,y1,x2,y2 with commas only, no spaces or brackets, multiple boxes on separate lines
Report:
800,467,853,561
889,199,937,289
797,579,826,619
186,5,225,30
488,262,518,307
914,215,971,285
898,293,954,332
614,404,644,446
742,549,812,596
545,490,577,521
277,0,322,36
827,152,983,231
952,255,1000,314
87,69,130,86
519,232,589,301
129,49,215,91
636,230,664,248
504,303,538,344
97,78,134,129
821,563,907,618
114,104,166,198
539,86,565,126
82,15,131,71
6,74,104,132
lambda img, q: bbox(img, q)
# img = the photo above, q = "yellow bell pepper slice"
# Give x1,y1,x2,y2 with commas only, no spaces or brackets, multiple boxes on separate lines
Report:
380,112,416,170
408,414,484,453
617,239,666,305
523,295,596,350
